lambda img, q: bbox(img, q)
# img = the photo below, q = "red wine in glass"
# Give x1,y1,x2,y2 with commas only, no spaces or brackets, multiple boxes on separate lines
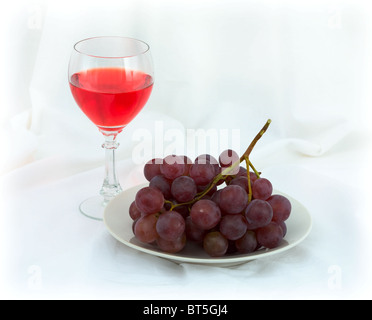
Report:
69,67,153,133
68,37,154,220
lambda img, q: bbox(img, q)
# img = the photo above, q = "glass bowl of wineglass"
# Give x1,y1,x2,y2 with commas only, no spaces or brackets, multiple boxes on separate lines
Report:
68,36,154,220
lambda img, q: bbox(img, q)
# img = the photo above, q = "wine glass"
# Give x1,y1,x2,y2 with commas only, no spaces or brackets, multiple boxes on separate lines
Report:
68,36,154,220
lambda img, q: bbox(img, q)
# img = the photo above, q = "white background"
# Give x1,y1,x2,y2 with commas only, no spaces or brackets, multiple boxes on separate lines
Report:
1,0,372,299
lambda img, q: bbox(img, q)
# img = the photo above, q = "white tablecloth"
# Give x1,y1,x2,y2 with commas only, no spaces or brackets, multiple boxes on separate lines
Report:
1,0,372,300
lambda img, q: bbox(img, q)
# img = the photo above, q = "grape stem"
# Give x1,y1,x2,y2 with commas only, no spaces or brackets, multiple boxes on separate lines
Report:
170,119,272,211
248,160,261,179
245,156,253,203
239,119,272,163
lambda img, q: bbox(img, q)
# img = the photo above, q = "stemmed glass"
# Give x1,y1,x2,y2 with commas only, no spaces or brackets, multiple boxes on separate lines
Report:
68,36,154,220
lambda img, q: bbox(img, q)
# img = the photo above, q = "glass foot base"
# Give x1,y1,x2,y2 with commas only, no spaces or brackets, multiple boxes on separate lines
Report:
79,196,109,221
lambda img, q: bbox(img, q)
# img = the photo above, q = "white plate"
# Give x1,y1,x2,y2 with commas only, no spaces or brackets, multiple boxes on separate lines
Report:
103,184,312,267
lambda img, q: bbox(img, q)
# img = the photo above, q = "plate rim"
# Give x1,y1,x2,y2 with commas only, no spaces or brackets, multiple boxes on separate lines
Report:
103,183,312,265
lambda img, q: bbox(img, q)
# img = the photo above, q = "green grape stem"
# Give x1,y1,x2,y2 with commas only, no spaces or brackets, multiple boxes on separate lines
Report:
239,119,272,163
170,119,271,211
245,156,253,203
248,160,261,179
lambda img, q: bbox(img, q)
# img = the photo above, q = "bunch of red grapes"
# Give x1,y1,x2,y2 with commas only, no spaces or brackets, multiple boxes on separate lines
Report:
129,149,291,257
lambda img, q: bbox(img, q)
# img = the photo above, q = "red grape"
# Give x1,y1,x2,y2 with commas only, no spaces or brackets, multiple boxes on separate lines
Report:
195,154,220,176
267,194,292,222
203,231,228,257
244,199,273,230
156,211,185,241
134,213,159,243
143,158,162,181
135,187,164,215
190,199,221,230
185,216,206,242
256,222,283,249
219,185,248,214
129,200,142,220
219,214,248,240
235,231,258,254
149,175,172,199
252,177,273,200
189,163,216,186
160,155,186,180
230,176,249,193
171,176,197,203
157,233,186,253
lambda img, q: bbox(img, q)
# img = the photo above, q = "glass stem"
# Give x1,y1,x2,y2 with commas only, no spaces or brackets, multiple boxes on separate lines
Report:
100,134,122,204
